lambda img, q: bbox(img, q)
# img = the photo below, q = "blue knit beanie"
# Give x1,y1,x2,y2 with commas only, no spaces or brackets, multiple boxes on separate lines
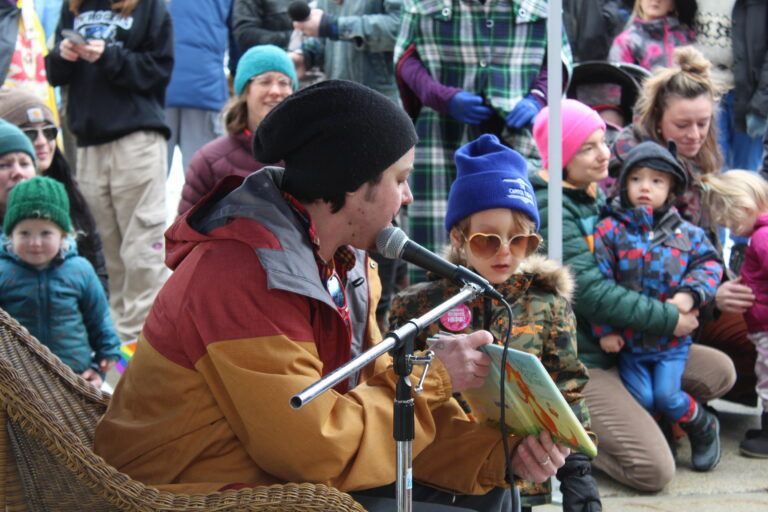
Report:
234,45,299,96
0,119,35,164
446,134,539,232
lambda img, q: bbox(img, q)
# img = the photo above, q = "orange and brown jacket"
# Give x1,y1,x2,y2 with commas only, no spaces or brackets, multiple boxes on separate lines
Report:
94,169,520,495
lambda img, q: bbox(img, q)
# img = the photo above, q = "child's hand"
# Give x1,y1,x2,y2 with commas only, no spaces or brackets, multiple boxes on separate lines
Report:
80,368,103,390
599,334,624,353
666,292,695,313
99,358,116,373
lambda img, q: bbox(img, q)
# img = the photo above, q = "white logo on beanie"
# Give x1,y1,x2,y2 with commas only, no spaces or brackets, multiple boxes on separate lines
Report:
503,178,535,206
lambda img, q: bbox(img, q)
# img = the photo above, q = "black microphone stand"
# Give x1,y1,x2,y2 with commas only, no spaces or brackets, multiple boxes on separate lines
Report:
291,283,486,512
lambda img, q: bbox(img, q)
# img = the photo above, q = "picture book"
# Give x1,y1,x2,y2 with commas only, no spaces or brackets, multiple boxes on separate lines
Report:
460,344,597,457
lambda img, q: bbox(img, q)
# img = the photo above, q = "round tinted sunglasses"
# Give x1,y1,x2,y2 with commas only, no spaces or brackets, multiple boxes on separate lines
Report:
22,125,58,143
461,231,542,259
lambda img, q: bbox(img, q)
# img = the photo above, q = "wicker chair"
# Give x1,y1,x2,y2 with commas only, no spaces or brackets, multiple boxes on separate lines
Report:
0,308,365,511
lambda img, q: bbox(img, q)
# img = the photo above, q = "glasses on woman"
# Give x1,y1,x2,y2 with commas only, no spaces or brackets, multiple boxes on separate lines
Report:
22,125,58,143
251,75,293,91
462,231,542,259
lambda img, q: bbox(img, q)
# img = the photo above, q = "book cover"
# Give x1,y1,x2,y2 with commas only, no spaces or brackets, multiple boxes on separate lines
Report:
461,344,597,457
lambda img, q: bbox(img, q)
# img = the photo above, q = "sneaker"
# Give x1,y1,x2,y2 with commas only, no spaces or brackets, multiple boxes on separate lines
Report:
680,403,721,471
740,433,768,458
740,412,768,458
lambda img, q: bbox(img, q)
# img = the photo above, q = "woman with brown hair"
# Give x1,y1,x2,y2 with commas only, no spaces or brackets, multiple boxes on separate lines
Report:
46,0,173,342
177,45,297,215
612,45,758,407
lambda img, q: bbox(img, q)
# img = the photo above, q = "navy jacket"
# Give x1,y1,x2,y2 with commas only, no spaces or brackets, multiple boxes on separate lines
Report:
166,0,231,111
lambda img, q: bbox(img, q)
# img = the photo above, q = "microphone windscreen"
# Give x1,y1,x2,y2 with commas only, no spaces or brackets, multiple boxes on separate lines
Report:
288,1,311,21
376,227,408,259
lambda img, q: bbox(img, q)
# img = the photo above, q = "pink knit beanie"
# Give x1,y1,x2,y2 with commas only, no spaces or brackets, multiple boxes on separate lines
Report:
532,99,606,169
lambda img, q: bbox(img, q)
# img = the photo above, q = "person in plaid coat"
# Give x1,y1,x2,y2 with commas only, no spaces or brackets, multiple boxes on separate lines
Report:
393,0,572,273
593,141,724,472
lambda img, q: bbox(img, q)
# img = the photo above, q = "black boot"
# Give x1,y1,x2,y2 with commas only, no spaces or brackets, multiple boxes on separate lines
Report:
680,403,721,471
740,412,768,458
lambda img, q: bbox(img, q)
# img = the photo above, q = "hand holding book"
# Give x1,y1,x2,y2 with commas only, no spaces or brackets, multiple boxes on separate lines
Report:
453,342,598,458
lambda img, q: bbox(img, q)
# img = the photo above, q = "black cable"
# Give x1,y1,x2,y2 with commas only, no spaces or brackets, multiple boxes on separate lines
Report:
497,298,516,490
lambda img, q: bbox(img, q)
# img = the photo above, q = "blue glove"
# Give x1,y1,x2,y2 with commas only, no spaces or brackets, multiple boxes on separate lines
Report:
746,113,768,139
447,91,493,125
505,93,542,129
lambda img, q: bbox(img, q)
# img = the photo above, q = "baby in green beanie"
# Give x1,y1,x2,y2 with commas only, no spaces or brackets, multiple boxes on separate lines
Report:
0,176,120,389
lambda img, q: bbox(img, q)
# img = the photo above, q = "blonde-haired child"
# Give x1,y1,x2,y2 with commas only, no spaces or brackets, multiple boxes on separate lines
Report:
0,177,120,389
389,134,601,508
703,170,768,457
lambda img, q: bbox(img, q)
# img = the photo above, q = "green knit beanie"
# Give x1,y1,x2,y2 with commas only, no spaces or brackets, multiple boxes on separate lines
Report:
3,176,71,235
234,44,299,96
0,119,36,164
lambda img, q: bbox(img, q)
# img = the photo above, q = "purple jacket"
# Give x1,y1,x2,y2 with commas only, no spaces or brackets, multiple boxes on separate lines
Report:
178,131,265,214
743,213,768,333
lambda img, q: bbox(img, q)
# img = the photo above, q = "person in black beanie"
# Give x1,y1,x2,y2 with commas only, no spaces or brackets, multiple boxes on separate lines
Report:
93,80,566,512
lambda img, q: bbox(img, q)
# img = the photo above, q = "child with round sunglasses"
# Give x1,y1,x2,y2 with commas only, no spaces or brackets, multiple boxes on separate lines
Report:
592,141,724,472
389,134,601,510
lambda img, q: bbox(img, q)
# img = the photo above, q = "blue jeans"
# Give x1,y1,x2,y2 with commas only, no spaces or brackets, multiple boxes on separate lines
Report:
619,344,692,422
718,90,764,171
717,90,763,245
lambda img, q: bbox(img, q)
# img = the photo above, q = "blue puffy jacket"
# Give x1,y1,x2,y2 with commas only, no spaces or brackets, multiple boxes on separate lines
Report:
166,0,232,111
0,236,120,374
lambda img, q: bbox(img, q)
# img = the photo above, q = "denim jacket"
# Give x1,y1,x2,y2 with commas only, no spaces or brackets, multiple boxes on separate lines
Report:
303,0,402,101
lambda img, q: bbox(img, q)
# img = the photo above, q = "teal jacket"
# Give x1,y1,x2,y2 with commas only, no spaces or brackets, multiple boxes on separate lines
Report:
0,236,120,374
529,170,679,369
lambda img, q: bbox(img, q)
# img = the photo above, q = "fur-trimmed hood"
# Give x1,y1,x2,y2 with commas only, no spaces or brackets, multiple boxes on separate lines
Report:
442,249,574,303
517,253,575,303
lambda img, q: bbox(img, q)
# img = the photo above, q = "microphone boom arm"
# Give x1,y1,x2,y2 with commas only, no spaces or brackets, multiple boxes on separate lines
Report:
290,282,485,409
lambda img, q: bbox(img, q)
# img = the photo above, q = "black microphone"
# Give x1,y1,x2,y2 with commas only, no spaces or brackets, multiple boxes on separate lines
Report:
288,1,311,21
376,227,504,301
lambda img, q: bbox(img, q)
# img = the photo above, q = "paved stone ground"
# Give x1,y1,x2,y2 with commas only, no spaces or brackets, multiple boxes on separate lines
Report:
539,400,768,511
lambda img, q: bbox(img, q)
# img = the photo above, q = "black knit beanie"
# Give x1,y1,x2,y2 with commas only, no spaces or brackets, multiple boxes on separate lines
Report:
252,80,418,199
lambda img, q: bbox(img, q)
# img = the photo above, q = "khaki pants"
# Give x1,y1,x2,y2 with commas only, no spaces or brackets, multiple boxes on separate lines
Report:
585,344,736,492
76,131,169,341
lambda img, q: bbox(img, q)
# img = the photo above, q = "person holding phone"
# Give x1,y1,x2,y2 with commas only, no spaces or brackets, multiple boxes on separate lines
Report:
45,0,174,342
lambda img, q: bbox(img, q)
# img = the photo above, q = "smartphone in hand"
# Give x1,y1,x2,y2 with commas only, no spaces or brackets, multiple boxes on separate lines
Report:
62,29,87,46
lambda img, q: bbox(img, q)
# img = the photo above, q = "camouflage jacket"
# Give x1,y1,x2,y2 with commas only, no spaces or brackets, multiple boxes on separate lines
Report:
389,255,591,498
390,254,590,425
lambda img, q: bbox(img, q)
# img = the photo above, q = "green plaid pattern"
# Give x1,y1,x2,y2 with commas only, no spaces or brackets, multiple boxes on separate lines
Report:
396,0,571,280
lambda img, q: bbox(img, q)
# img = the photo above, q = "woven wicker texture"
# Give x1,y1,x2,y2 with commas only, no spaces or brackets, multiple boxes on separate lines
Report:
0,308,366,511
